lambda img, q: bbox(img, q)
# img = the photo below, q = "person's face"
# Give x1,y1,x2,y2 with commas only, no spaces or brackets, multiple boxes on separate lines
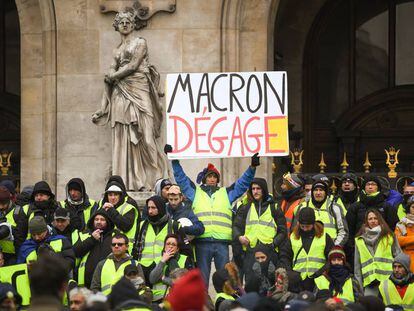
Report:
205,173,218,186
53,218,70,232
367,212,379,229
107,192,121,205
69,189,82,201
32,230,48,242
161,185,171,199
35,193,50,202
330,258,344,266
403,185,414,196
70,293,86,311
111,237,128,256
393,262,407,279
251,184,263,201
147,200,159,217
0,200,9,210
305,184,312,194
300,224,314,231
255,251,267,263
341,180,355,192
118,17,134,35
165,237,179,254
0,297,16,310
168,194,182,209
94,215,107,230
313,187,326,202
365,181,378,194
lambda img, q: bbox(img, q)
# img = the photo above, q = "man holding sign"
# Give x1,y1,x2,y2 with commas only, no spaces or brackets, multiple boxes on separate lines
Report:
165,145,259,285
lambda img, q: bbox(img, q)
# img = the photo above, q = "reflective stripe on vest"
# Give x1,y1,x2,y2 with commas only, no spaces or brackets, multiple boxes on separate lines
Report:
244,203,276,250
117,202,138,254
314,275,355,305
152,254,187,301
215,292,235,304
0,263,31,306
355,235,394,287
101,259,134,295
77,232,95,286
192,186,232,241
291,232,326,280
139,222,169,267
26,239,64,263
0,208,17,253
379,279,414,310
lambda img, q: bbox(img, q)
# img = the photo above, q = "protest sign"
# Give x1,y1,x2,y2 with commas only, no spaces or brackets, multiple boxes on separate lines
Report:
166,71,289,159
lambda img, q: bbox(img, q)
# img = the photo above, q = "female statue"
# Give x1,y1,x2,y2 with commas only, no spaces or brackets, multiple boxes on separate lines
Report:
92,10,167,191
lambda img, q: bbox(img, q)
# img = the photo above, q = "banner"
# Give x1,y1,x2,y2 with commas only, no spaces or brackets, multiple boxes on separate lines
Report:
166,71,288,159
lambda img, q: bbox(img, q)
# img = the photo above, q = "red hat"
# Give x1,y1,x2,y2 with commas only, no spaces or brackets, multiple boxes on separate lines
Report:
166,269,206,311
328,246,346,263
0,186,11,203
197,163,221,184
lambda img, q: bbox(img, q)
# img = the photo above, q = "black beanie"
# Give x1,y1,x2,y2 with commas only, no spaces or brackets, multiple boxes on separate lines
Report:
363,176,382,192
298,207,316,225
68,182,82,192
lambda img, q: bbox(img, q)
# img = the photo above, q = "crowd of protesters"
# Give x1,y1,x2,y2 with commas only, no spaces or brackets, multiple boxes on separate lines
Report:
0,146,413,311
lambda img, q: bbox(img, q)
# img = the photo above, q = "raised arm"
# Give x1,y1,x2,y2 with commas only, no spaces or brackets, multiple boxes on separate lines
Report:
172,160,196,202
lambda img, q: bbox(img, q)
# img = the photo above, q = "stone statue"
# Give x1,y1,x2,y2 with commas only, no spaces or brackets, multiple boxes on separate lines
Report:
92,9,167,191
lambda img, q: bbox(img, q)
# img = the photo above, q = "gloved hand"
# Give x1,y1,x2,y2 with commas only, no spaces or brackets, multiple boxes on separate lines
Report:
164,144,173,155
251,152,260,167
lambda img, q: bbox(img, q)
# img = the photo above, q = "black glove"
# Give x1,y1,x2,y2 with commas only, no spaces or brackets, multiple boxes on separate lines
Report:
251,152,260,167
164,144,173,155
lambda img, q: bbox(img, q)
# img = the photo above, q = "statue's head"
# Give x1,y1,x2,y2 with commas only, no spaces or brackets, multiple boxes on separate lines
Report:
113,9,146,32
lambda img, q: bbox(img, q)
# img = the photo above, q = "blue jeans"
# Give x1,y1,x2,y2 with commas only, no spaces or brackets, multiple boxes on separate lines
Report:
195,241,229,286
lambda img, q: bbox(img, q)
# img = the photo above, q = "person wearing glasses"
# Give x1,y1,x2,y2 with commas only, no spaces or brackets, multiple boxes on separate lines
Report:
148,234,194,303
91,233,138,295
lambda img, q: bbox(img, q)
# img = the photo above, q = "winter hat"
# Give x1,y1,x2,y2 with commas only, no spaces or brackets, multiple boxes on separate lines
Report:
285,299,310,311
166,269,206,311
312,181,328,193
328,246,346,264
298,207,316,225
363,176,382,192
0,282,21,306
341,173,358,185
68,181,82,192
29,216,48,235
283,172,303,190
0,186,11,202
0,180,16,195
108,276,142,310
124,264,139,276
393,252,411,273
160,179,172,190
197,163,220,184
31,181,54,199
106,185,123,193
236,292,260,310
312,174,329,186
20,185,34,197
54,207,70,220
297,291,315,303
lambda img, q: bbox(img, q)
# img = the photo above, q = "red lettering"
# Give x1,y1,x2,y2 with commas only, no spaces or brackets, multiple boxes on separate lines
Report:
228,117,245,156
169,115,193,152
208,117,228,154
194,117,210,153
243,117,262,153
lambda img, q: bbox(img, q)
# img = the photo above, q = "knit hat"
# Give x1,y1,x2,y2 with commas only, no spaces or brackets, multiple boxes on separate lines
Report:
298,207,315,225
108,276,143,310
341,173,358,185
197,163,220,184
124,264,139,276
0,180,16,195
328,246,346,264
31,181,54,199
29,216,48,235
312,174,329,186
68,181,82,192
166,269,206,311
362,176,382,192
0,282,21,306
393,252,411,273
0,186,11,202
283,172,303,190
160,179,172,190
54,207,70,220
312,181,328,193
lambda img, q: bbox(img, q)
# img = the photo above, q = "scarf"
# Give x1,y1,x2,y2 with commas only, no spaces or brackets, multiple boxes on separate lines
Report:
340,188,358,204
390,272,414,286
361,225,382,247
328,265,350,294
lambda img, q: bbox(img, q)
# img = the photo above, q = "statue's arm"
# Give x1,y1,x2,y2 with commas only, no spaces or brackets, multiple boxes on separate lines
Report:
111,40,146,81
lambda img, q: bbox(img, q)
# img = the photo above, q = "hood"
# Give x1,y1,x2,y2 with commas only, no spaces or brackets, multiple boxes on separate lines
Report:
65,177,87,201
87,209,114,232
31,181,55,201
103,180,126,206
106,175,127,193
248,178,270,201
146,195,166,222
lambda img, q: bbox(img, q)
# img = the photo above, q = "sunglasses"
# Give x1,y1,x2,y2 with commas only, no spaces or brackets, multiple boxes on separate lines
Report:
111,242,126,247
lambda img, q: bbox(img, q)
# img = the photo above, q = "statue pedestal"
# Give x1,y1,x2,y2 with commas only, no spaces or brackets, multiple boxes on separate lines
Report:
127,191,154,210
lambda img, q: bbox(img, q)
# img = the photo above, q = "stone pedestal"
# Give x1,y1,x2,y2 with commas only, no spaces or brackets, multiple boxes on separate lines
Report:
128,191,154,210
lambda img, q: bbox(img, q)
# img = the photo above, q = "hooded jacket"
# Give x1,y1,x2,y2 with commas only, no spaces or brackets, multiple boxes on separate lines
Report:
72,209,116,288
60,178,98,231
28,181,59,225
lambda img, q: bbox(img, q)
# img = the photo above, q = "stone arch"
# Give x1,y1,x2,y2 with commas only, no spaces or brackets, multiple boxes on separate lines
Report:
15,0,57,190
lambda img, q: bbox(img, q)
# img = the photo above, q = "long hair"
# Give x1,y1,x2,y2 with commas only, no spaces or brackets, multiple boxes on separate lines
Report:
291,221,324,240
162,233,183,253
356,209,393,244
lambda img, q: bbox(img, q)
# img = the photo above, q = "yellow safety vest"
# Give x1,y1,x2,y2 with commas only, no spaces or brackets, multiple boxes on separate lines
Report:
26,239,63,263
192,186,232,241
215,292,235,304
152,254,187,301
397,204,406,221
116,202,138,254
59,199,97,228
100,258,135,295
77,232,95,286
291,232,327,280
244,203,277,250
138,222,169,267
379,279,414,310
0,207,17,253
355,235,394,287
0,263,31,306
334,196,349,216
296,199,338,240
314,275,355,304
